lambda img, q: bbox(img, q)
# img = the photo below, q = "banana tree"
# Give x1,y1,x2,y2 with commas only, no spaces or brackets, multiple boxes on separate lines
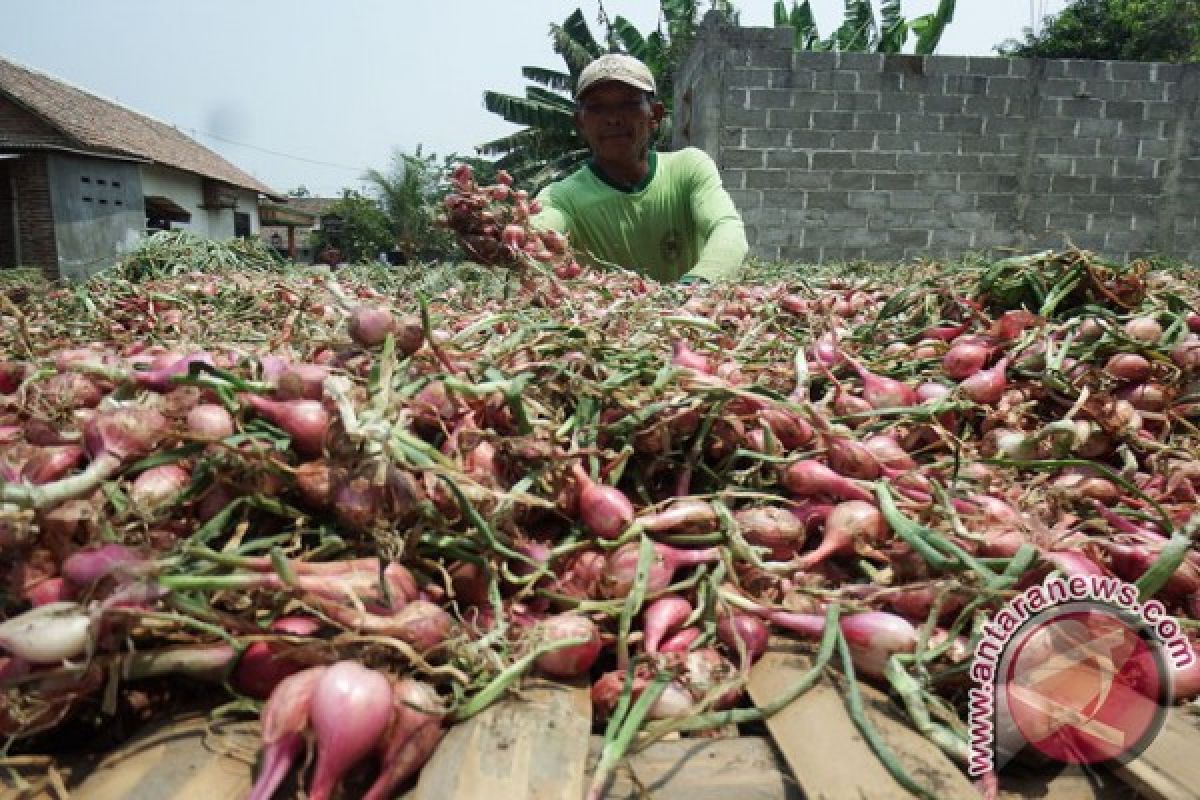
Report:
478,2,737,191
773,0,955,54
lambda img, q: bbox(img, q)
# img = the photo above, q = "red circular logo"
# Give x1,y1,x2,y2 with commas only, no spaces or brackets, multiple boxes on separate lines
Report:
1003,607,1168,764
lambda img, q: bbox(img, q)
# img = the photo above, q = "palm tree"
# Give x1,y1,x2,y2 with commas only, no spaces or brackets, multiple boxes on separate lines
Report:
362,146,456,261
774,0,956,55
478,2,737,191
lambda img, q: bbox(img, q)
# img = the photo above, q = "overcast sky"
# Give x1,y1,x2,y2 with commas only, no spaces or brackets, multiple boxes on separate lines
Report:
2,1,1068,197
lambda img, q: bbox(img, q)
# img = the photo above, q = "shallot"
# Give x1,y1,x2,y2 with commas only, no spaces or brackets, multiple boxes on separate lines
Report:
308,661,394,800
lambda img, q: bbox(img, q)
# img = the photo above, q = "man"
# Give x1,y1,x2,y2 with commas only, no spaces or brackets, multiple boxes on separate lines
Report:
531,53,748,284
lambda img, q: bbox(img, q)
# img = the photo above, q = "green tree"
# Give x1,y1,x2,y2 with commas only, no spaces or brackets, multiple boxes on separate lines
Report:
996,0,1200,62
362,146,458,262
774,0,956,54
307,191,392,264
478,1,737,190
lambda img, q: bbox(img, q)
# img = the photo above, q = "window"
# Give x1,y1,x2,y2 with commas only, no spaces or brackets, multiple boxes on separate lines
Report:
234,212,251,238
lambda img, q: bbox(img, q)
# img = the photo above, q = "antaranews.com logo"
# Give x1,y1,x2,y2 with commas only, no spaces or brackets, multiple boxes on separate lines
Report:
967,573,1195,776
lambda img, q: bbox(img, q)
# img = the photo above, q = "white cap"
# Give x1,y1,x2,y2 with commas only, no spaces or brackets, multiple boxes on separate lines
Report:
575,53,656,100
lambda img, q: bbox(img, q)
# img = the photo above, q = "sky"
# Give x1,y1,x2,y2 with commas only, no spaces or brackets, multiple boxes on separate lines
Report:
1,1,1069,197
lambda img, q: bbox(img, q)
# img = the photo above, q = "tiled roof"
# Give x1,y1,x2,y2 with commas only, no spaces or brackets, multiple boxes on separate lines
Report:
0,56,283,199
279,197,340,215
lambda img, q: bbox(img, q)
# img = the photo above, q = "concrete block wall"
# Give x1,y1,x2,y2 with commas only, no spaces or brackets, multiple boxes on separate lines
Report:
674,16,1200,265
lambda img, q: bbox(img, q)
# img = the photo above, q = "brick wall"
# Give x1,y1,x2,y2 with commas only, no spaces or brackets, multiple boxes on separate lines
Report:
674,16,1200,265
0,161,12,267
7,154,58,274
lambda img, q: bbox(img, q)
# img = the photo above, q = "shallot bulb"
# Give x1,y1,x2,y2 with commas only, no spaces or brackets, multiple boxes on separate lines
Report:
0,601,93,664
942,340,989,379
671,339,713,374
766,608,917,679
244,395,329,458
637,499,718,537
534,613,603,677
603,542,720,598
249,666,326,800
717,611,769,666
795,500,886,571
781,459,873,503
187,403,235,439
642,596,693,655
129,464,190,513
848,359,915,408
572,464,634,540
362,679,445,800
735,506,808,560
308,661,394,800
960,357,1008,405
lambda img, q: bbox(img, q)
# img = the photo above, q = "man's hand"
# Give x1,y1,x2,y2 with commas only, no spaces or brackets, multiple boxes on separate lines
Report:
459,234,517,268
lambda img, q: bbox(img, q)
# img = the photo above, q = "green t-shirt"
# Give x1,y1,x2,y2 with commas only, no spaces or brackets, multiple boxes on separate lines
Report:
531,148,748,283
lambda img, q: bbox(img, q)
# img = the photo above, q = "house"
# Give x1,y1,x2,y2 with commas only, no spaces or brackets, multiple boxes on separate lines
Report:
259,196,339,263
0,56,286,281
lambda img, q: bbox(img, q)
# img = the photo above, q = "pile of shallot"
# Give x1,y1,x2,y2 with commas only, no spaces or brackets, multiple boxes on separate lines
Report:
1,193,1198,798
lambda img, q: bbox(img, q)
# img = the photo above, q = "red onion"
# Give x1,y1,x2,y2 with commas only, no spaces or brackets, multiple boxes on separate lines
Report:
20,445,85,485
942,340,989,379
534,613,602,677
735,506,808,560
249,665,326,800
642,596,693,655
275,364,330,401
187,403,235,439
960,357,1008,405
826,436,882,480
637,499,718,537
862,434,916,470
795,500,886,571
501,224,525,249
1167,648,1200,702
348,306,397,348
1105,541,1200,599
767,608,917,679
130,464,190,513
671,339,712,373
1105,353,1152,383
244,395,329,458
1041,550,1108,577
362,679,445,800
308,661,394,800
603,543,721,598
318,599,451,650
1170,335,1200,373
25,577,75,606
134,351,213,393
848,359,915,408
659,627,702,653
1123,315,1163,343
33,372,103,411
0,362,26,394
717,611,769,666
572,464,634,540
84,406,169,462
781,459,873,503
62,543,146,585
757,408,814,449
234,616,322,700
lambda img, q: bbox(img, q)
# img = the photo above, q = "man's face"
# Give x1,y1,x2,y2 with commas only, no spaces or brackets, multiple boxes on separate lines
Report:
574,82,665,165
